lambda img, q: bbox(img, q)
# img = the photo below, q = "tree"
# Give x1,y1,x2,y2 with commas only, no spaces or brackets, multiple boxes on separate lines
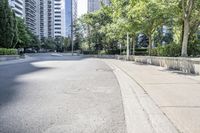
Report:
15,17,31,48
181,0,194,56
181,0,200,56
63,37,70,51
27,31,41,51
131,1,166,55
54,37,64,52
80,4,113,52
0,0,17,48
41,37,56,51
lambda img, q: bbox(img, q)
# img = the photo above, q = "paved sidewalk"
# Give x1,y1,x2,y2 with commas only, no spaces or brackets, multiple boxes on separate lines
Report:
104,59,200,133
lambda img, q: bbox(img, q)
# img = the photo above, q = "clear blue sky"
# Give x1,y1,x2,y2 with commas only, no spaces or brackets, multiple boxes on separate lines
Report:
77,0,87,17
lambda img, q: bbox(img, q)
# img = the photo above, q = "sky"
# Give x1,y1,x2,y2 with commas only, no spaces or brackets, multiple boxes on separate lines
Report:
77,0,88,17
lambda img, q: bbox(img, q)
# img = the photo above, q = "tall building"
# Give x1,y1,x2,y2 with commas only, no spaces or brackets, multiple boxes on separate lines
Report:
39,0,54,38
9,0,25,18
65,0,78,36
88,0,110,13
9,0,77,38
72,0,78,22
24,0,37,34
54,0,66,37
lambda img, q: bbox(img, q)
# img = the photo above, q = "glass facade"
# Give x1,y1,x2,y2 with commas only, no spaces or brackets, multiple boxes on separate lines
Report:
65,0,72,36
65,0,77,36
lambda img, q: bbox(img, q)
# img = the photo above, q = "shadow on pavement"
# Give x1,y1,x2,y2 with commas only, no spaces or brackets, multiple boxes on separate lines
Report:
0,55,85,108
160,69,199,76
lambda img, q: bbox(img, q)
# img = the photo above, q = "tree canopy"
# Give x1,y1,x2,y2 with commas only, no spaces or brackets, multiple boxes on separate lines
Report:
78,0,200,56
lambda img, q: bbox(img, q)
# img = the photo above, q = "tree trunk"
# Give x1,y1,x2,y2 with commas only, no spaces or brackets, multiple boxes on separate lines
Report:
181,18,190,57
132,36,136,55
148,35,152,56
181,0,194,57
180,20,184,45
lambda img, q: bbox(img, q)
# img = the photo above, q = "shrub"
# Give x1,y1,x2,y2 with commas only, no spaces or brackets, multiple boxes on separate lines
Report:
188,40,200,57
0,48,18,55
135,48,148,55
151,43,181,57
82,50,98,55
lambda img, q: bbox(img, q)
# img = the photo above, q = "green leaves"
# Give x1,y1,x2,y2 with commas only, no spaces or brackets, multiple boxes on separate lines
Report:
15,17,31,48
78,0,200,56
0,0,17,48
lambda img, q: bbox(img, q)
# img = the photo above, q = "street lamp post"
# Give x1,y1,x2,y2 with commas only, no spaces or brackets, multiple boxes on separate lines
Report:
127,32,130,60
71,0,74,56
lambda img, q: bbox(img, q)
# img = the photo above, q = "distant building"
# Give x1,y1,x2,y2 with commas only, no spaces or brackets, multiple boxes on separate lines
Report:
9,0,25,18
88,0,110,13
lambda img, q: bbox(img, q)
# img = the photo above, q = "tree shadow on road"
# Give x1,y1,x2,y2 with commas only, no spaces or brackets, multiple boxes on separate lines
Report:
0,56,85,108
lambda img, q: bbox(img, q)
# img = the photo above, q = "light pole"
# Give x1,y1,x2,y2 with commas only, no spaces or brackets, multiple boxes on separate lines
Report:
71,0,74,55
127,32,130,60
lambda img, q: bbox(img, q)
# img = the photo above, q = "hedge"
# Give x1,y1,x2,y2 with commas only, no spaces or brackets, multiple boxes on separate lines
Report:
151,42,200,57
151,43,181,57
135,48,148,55
0,48,18,55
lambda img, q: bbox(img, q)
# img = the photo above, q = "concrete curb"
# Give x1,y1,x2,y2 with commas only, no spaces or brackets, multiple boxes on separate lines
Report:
0,56,35,66
105,60,180,133
0,55,20,61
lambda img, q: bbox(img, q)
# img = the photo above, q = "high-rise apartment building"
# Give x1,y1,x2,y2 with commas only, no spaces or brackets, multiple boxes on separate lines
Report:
9,0,77,38
72,0,78,22
88,0,110,12
65,0,77,36
24,0,37,34
54,0,66,37
9,0,25,18
39,0,54,38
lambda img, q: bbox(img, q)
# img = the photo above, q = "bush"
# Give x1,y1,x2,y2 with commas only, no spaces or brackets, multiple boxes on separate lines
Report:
188,40,200,56
151,43,181,57
135,48,148,55
82,50,98,55
0,48,18,55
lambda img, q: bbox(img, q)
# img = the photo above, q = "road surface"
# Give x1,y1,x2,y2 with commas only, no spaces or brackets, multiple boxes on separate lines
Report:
0,54,126,133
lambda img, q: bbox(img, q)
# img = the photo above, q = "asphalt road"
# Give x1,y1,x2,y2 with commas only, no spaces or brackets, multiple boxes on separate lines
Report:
0,54,126,133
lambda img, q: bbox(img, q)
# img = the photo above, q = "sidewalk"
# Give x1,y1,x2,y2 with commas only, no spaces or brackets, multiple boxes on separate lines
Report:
104,59,200,133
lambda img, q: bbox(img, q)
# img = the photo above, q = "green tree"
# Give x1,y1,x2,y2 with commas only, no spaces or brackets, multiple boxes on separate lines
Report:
0,0,17,48
54,37,64,52
16,17,31,48
41,37,56,51
181,0,200,56
27,31,41,51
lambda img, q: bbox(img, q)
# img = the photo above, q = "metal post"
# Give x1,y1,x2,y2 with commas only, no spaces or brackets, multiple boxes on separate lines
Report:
71,0,74,56
119,43,122,55
127,32,129,60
